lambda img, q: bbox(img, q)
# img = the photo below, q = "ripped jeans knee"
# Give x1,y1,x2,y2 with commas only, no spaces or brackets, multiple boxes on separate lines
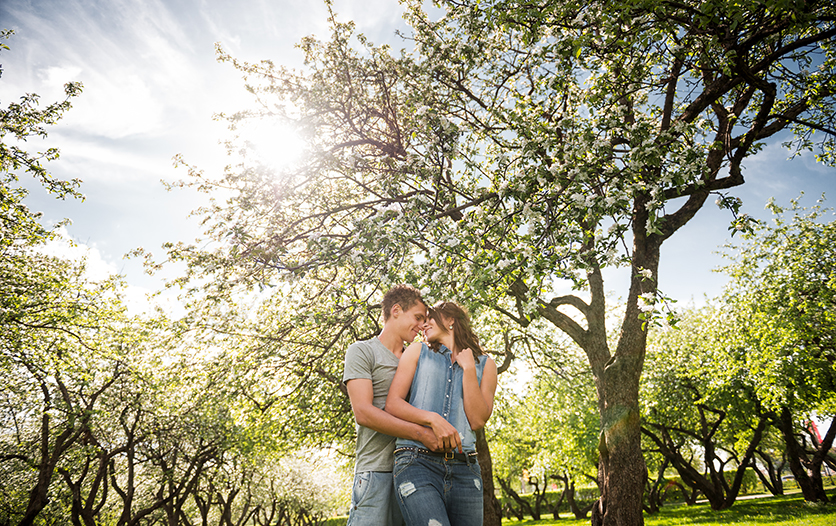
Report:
393,449,483,526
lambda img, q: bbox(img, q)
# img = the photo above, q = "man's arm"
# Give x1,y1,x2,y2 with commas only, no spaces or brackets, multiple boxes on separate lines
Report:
384,342,462,452
346,378,441,451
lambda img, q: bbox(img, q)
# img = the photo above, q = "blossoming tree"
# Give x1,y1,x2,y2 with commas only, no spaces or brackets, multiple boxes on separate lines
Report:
168,1,836,524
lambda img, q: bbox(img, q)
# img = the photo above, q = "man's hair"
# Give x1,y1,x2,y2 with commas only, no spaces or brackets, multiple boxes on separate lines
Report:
381,284,425,321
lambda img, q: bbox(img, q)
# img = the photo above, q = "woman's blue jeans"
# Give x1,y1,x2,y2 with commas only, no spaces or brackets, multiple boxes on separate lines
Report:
393,448,483,526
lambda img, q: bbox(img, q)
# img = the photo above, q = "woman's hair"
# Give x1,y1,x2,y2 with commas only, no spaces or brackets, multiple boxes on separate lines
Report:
428,301,485,359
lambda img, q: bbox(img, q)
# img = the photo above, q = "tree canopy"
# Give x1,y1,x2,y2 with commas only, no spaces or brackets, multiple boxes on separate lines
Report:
0,29,83,250
721,195,836,502
163,1,836,523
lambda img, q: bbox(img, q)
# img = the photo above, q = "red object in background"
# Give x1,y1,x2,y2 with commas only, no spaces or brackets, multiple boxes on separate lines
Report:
809,420,823,444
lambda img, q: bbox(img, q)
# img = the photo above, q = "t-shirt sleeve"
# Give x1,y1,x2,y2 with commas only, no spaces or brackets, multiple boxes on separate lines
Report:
342,341,373,384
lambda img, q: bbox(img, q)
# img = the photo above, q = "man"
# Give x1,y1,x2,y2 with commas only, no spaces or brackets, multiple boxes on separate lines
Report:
342,284,454,526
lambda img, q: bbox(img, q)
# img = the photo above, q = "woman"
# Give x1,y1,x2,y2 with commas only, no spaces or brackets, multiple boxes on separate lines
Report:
385,301,498,526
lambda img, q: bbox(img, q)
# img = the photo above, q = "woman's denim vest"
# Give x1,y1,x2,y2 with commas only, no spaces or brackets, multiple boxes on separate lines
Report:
396,343,486,454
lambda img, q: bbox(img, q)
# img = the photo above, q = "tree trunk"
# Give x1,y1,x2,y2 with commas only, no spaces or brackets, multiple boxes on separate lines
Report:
720,415,769,509
593,386,645,526
496,476,535,520
476,428,502,526
662,480,699,505
563,476,592,519
548,475,566,519
526,474,551,520
643,458,670,514
592,295,648,523
590,205,658,526
20,410,81,526
777,406,829,502
809,416,836,497
752,448,785,496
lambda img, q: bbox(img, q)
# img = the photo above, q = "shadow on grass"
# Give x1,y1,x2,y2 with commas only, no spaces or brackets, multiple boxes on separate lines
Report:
502,490,836,526
648,491,836,525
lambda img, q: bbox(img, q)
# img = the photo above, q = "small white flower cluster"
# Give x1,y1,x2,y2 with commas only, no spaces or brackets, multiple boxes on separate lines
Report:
638,292,656,312
381,202,402,214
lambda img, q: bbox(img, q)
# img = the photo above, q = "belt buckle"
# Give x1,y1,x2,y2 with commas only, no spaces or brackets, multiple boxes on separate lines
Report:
444,450,453,460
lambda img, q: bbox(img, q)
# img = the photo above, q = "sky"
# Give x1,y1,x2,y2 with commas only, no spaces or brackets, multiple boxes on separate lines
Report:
3,0,836,312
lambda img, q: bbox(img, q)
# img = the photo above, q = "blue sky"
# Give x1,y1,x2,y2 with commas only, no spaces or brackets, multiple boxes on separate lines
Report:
3,0,836,310
1,0,409,304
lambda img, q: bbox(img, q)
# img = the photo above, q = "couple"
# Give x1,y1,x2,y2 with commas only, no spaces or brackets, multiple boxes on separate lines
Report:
342,284,498,526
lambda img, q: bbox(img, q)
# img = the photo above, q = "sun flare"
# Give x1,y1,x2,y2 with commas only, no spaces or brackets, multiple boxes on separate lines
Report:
240,118,306,171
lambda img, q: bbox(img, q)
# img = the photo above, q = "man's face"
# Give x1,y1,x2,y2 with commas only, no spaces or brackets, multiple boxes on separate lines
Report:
396,303,427,343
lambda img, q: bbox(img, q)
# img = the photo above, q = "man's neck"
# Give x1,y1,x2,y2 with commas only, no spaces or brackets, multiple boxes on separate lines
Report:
377,327,406,355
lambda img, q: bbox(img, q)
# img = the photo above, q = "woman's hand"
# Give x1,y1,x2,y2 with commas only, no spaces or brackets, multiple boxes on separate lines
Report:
455,348,475,371
429,413,463,453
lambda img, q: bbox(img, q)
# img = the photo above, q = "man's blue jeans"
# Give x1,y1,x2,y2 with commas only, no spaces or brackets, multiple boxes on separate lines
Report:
393,448,483,526
347,471,404,526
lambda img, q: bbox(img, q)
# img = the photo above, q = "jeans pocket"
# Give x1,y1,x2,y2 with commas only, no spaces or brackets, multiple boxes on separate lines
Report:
393,450,416,479
352,471,371,508
467,458,482,478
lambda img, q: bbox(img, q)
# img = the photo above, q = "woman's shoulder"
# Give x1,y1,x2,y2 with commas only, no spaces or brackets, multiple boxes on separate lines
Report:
476,353,496,370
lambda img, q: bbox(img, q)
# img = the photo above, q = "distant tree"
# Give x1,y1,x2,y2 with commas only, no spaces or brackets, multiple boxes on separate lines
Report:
642,304,769,510
167,2,836,523
0,29,82,248
0,250,135,526
749,425,789,496
490,334,599,521
722,196,836,503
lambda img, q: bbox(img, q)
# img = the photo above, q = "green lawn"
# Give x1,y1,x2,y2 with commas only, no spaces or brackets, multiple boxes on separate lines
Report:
501,491,836,526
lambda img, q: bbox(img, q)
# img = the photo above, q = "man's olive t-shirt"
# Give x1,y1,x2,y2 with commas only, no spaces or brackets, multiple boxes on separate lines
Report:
342,337,400,472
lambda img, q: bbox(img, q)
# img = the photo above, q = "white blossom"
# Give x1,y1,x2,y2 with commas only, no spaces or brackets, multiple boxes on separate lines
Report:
638,292,656,312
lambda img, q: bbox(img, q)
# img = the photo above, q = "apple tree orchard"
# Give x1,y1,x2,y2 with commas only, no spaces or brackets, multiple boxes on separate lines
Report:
169,1,836,525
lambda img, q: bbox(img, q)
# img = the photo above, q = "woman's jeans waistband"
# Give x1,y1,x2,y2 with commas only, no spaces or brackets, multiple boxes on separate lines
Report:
394,446,477,463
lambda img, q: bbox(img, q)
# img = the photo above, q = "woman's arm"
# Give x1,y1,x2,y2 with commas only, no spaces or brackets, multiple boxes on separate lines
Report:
385,341,463,452
457,350,498,430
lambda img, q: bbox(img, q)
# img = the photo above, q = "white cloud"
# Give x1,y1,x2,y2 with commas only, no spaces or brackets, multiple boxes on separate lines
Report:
38,65,83,89
39,226,120,281
70,71,167,138
37,227,187,317
4,0,209,139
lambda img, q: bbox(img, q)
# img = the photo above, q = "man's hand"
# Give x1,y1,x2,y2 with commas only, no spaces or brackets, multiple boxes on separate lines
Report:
416,427,442,451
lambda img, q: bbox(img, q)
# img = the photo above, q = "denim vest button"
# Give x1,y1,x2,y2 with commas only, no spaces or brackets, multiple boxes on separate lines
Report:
395,343,486,453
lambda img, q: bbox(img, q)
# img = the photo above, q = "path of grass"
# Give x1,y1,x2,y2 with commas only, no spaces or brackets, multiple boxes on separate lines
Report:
501,491,836,526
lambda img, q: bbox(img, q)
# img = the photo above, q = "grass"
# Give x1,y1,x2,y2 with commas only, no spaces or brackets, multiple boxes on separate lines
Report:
501,490,836,526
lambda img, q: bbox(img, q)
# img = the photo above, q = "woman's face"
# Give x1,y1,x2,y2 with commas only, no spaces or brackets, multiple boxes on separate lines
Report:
423,314,450,343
